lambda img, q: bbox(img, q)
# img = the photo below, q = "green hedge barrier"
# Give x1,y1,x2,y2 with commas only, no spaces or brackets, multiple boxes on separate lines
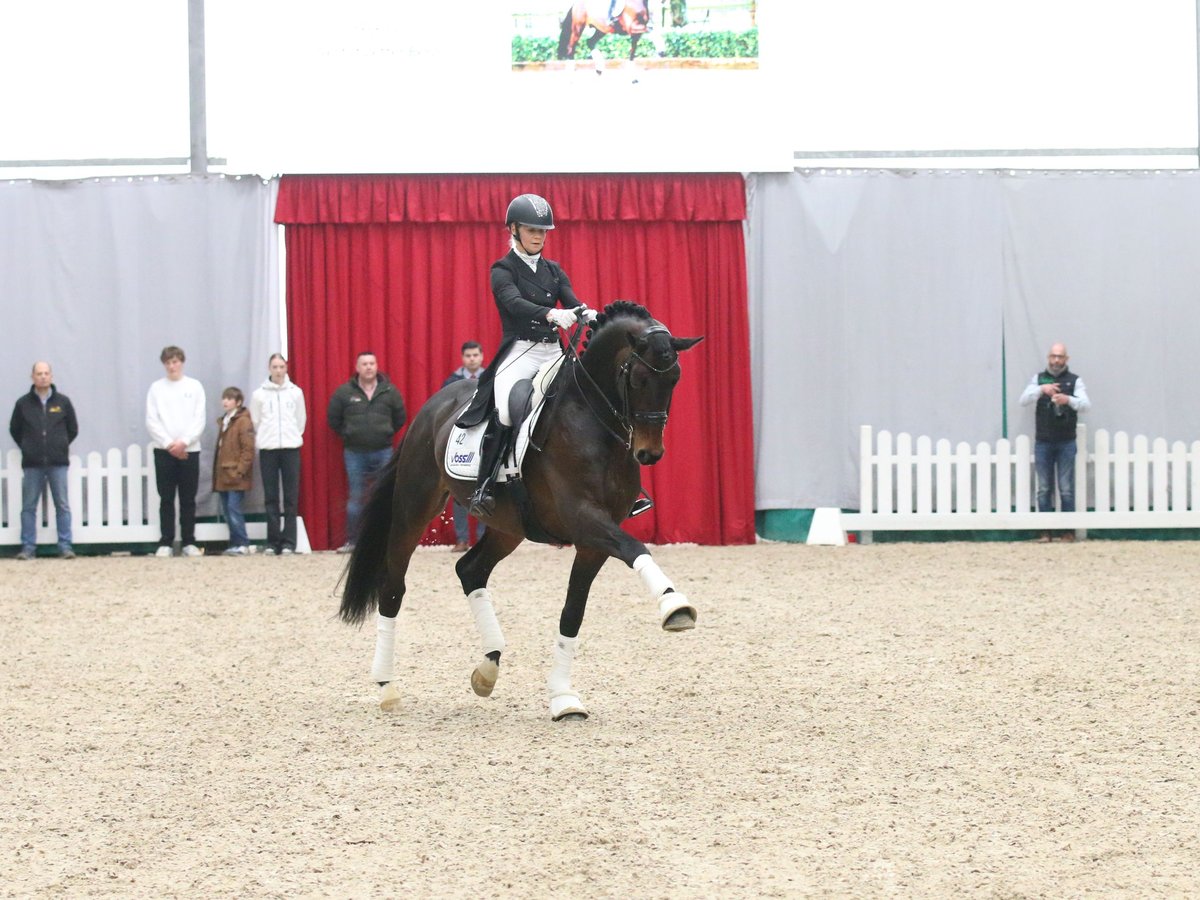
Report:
512,29,758,63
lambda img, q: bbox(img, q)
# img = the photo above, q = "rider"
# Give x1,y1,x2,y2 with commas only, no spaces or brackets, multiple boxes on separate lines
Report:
463,193,597,518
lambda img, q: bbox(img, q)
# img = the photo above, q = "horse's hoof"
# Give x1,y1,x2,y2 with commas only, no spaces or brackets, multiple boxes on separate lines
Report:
549,693,588,721
659,592,697,631
663,608,696,631
379,682,403,713
471,658,500,697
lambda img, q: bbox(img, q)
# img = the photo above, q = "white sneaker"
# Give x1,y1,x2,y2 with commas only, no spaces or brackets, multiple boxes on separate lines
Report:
336,543,355,554
280,548,295,555
261,547,277,556
155,545,173,558
181,544,203,557
222,546,248,556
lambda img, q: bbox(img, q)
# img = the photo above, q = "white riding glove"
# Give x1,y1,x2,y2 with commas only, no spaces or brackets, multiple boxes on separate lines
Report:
546,308,578,330
577,306,599,325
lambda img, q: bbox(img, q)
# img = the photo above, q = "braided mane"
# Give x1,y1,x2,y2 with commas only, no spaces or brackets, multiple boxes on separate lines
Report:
582,300,654,352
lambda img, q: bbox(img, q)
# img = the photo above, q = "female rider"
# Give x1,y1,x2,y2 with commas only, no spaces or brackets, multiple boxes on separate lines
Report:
462,193,596,516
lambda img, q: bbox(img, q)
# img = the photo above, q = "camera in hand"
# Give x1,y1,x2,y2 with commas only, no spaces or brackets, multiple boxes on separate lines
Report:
1039,373,1066,417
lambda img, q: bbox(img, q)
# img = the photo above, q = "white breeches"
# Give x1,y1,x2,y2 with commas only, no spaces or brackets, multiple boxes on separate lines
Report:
494,340,562,426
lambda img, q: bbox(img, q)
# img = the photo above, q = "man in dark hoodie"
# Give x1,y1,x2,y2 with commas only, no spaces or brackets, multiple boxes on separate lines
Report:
327,352,406,552
9,361,79,559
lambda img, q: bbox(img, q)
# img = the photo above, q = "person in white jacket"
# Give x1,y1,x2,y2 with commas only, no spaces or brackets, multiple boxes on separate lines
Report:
250,353,307,555
145,345,207,557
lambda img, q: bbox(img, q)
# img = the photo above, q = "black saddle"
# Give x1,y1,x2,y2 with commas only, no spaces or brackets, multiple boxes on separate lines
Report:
507,379,535,433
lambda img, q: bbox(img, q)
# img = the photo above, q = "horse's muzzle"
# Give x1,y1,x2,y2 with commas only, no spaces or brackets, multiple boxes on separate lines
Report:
636,447,664,465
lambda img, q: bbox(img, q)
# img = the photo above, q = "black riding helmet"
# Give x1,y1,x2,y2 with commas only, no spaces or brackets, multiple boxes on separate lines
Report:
505,193,555,230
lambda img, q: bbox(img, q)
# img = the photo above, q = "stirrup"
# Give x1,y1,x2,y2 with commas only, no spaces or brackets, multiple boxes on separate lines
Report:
469,487,496,518
628,492,654,518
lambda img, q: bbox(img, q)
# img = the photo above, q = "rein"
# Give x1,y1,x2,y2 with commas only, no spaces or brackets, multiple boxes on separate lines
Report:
562,322,677,449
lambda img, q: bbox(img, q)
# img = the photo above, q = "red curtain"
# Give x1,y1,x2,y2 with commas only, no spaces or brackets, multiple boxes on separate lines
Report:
275,174,755,549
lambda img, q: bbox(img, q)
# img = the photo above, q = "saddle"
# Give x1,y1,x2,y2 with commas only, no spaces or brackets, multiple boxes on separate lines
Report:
445,355,565,481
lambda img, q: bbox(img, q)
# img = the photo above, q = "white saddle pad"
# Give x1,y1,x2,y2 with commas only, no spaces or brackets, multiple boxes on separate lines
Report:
444,355,565,481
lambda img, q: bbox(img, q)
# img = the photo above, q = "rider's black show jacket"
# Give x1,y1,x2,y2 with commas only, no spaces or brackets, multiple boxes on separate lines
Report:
491,250,583,342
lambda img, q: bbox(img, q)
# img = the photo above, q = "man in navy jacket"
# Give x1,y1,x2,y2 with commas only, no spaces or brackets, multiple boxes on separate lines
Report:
9,361,79,559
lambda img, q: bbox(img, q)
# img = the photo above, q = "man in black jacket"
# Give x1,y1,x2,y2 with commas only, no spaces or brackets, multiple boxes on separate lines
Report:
9,361,79,559
327,352,406,552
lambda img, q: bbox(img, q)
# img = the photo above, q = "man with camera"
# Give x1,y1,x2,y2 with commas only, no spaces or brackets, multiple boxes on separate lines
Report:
1019,342,1091,542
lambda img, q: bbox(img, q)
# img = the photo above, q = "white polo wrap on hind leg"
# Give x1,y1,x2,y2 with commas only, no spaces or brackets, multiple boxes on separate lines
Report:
371,613,396,683
467,588,506,655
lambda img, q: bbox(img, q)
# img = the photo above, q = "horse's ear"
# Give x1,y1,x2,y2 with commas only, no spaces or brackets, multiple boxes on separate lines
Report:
671,335,705,353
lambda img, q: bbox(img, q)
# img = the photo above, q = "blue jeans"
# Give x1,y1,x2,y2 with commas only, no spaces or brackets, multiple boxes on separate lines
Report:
1035,439,1077,512
21,465,72,552
219,490,248,547
344,447,392,544
452,499,485,545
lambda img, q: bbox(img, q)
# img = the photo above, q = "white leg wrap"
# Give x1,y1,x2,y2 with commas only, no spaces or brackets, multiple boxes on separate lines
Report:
633,553,674,599
371,613,396,683
467,588,506,655
546,634,579,697
547,634,588,720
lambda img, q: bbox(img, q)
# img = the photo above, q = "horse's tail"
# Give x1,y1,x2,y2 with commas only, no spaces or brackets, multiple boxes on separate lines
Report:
557,4,576,59
338,445,402,626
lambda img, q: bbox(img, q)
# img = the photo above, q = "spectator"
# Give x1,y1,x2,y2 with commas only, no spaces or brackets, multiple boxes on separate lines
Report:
327,352,406,552
9,361,78,560
1019,342,1091,542
442,341,487,552
146,345,206,558
250,353,306,555
213,386,255,556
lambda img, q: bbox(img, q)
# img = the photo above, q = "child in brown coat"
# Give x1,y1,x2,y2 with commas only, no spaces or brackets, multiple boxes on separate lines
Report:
214,387,255,555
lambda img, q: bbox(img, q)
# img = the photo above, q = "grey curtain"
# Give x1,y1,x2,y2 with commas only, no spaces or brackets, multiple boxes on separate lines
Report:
749,169,1200,511
0,174,281,513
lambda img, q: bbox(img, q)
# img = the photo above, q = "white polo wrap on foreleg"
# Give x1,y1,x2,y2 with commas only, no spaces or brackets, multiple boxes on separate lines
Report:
467,588,506,655
633,554,696,628
546,634,579,698
547,633,587,719
632,553,674,599
371,613,396,683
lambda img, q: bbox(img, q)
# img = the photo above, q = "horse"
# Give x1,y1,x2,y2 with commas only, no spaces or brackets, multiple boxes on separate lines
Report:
338,301,703,720
557,0,653,64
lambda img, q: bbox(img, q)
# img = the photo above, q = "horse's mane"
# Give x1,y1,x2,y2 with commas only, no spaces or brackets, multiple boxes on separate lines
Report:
582,300,654,353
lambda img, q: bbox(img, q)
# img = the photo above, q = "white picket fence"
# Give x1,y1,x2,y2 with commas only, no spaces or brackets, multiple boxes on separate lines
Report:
807,425,1200,544
0,444,309,552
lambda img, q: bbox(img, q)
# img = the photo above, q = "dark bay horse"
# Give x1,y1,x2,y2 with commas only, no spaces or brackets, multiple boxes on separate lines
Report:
339,301,703,719
557,0,652,63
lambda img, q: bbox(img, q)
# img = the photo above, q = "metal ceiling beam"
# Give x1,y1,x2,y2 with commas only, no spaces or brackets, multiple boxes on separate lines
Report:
793,147,1196,161
188,0,208,174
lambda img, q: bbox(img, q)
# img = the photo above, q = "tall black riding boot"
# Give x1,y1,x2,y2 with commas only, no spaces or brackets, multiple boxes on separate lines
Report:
468,416,510,518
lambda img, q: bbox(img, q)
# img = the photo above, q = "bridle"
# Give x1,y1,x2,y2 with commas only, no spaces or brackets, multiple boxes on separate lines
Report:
566,323,678,450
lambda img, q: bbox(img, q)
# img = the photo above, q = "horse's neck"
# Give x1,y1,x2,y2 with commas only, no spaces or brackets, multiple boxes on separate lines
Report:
577,330,630,403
